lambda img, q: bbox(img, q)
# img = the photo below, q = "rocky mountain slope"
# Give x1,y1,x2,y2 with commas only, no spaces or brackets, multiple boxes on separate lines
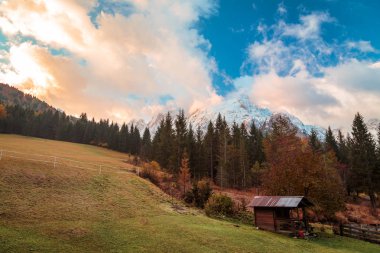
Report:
129,95,326,137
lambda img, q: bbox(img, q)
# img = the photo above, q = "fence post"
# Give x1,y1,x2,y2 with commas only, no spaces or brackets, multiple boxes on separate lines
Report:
0,149,3,161
339,224,343,236
53,156,57,168
99,165,102,175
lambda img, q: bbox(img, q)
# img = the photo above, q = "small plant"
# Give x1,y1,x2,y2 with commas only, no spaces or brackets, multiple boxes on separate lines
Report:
205,194,234,217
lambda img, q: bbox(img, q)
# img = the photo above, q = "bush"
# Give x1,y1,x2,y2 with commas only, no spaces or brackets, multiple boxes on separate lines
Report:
184,179,212,208
205,194,234,217
139,161,162,185
139,167,159,185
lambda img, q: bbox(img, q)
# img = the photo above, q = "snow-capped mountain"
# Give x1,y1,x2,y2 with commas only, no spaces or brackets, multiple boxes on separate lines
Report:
128,95,325,137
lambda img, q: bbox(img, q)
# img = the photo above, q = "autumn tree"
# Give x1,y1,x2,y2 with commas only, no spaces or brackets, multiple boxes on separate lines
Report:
0,104,6,132
262,115,345,218
0,104,6,119
178,151,191,196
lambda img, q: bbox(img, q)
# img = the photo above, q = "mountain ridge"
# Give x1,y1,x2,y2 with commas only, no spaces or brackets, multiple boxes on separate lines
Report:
128,94,326,137
0,83,54,112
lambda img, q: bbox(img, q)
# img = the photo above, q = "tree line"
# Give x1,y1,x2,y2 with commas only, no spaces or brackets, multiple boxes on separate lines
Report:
0,103,379,216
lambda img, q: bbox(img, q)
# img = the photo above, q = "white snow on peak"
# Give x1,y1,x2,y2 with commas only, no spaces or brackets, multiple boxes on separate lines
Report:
128,94,325,137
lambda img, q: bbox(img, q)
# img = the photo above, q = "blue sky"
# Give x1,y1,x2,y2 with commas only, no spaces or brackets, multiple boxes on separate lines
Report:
199,0,380,95
0,0,379,129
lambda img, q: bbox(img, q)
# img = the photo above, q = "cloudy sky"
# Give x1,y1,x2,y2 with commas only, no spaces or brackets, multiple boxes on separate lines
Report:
0,0,379,130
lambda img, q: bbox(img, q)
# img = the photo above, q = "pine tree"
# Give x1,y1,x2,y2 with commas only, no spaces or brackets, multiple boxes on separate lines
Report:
194,126,206,180
248,122,265,169
325,126,339,156
309,128,321,152
174,110,187,171
215,115,229,188
337,130,349,163
350,113,378,215
336,130,350,193
204,121,216,180
230,122,240,188
239,123,250,189
141,128,152,161
186,124,196,177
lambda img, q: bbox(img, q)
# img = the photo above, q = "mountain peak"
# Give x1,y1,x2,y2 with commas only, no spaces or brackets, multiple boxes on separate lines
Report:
128,94,325,137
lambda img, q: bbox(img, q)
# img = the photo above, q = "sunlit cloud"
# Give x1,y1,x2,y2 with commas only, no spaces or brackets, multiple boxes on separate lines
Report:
239,10,380,131
0,0,220,122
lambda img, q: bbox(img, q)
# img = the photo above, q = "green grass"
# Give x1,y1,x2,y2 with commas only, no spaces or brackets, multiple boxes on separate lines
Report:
0,134,379,252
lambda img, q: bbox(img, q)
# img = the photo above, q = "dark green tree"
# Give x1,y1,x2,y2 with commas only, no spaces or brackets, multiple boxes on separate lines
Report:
325,126,339,156
309,128,322,153
349,113,378,215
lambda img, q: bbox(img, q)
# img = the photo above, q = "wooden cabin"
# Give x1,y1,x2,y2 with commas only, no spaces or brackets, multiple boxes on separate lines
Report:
248,196,313,233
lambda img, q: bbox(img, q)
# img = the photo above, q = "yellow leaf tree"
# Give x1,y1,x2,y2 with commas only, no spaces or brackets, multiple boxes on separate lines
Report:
178,151,191,196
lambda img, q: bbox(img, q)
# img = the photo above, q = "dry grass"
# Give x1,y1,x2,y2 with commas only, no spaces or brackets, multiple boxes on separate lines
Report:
337,203,380,224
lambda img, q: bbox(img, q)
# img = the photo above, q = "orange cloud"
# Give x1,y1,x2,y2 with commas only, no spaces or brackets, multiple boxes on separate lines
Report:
0,0,220,122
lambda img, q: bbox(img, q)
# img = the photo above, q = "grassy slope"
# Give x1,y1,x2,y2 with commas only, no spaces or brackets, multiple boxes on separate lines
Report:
0,134,379,253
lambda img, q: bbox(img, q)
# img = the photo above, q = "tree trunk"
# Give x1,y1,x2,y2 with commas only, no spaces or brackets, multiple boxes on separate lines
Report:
369,191,378,216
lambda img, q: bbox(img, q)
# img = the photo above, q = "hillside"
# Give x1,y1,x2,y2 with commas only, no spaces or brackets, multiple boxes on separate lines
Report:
0,134,379,252
0,83,53,112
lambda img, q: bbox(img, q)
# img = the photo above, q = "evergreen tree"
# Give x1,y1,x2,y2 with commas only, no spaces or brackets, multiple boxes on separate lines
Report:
204,121,216,180
229,122,240,188
141,128,152,161
174,110,187,170
325,126,339,156
248,121,265,168
186,124,197,177
337,130,349,164
350,113,378,215
215,115,229,188
336,130,349,193
194,126,206,180
309,128,322,153
130,125,141,155
119,123,128,152
239,123,249,189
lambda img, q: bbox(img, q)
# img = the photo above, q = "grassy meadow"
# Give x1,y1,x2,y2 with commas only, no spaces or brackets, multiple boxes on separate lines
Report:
0,134,379,252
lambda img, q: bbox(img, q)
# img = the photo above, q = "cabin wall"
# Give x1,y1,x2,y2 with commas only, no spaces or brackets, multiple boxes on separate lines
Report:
254,208,275,231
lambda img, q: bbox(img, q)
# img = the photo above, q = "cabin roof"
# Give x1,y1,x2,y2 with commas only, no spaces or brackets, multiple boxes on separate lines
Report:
247,196,313,208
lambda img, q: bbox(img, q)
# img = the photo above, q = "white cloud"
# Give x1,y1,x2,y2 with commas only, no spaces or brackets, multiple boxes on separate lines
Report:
0,0,220,122
277,2,287,15
240,11,380,131
236,60,380,131
346,40,377,53
282,12,333,40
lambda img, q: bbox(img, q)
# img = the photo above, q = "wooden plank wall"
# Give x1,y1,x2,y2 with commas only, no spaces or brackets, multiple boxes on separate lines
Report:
255,208,275,231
